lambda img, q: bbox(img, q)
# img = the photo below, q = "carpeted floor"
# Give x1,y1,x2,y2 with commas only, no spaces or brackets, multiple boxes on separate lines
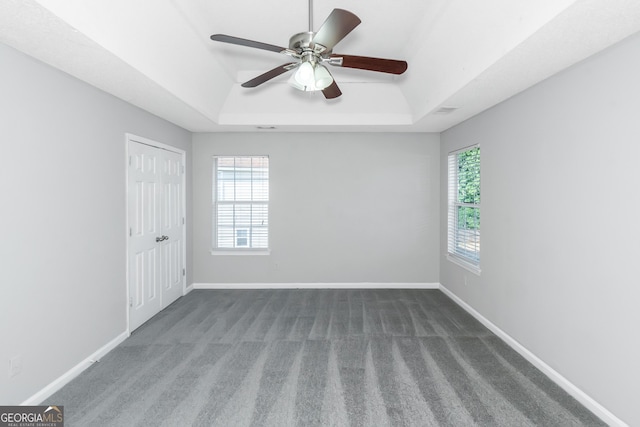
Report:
47,289,605,426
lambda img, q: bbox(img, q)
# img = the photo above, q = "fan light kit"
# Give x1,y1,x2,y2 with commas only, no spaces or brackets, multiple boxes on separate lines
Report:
289,58,333,91
210,0,408,99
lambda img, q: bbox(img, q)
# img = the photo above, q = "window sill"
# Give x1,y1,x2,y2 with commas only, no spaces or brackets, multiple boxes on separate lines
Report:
211,249,271,256
447,254,481,276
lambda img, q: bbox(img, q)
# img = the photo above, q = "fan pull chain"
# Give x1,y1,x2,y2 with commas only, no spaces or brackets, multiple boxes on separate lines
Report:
308,0,313,32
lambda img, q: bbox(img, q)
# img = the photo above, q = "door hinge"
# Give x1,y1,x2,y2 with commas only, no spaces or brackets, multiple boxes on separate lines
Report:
182,217,185,225
183,268,186,276
129,227,132,237
129,297,133,308
129,156,132,166
181,164,185,174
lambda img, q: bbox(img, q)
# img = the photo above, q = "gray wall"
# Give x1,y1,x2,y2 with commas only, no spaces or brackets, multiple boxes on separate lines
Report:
0,43,192,404
193,133,440,284
440,32,640,426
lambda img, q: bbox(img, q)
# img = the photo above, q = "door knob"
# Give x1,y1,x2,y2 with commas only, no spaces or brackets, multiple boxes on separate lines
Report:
156,236,164,242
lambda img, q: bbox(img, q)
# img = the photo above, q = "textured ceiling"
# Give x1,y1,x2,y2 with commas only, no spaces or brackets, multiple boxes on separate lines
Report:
2,0,640,132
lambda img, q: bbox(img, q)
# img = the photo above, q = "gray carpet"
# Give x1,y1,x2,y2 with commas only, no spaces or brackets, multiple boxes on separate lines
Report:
47,289,605,426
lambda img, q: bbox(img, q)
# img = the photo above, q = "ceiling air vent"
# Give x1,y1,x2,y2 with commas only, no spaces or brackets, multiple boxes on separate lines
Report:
434,106,459,114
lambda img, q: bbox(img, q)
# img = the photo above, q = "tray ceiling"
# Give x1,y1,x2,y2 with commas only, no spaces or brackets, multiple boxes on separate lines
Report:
2,0,640,132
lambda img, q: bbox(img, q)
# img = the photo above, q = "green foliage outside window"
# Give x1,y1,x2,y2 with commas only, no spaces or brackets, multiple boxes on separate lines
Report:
457,147,480,230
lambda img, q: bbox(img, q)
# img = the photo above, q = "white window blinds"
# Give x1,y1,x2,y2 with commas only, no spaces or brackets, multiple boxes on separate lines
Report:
213,156,269,250
448,146,480,268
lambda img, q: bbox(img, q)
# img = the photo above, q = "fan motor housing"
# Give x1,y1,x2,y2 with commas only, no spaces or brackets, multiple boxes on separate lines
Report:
289,31,332,57
289,32,314,50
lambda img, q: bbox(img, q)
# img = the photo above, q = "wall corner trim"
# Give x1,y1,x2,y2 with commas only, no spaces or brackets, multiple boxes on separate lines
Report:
192,282,441,290
439,285,628,427
21,330,129,406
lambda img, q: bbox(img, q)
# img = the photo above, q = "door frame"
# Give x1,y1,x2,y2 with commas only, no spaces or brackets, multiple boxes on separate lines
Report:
125,133,187,334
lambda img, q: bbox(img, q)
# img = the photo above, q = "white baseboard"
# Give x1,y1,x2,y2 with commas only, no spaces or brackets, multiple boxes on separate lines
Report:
439,285,627,427
192,282,440,290
21,330,129,405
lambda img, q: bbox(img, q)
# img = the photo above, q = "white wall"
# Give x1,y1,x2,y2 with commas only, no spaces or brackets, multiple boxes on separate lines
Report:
193,133,440,284
0,43,192,404
440,32,640,426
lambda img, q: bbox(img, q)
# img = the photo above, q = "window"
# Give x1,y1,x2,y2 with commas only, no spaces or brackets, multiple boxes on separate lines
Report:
213,156,269,251
236,229,248,247
448,145,480,271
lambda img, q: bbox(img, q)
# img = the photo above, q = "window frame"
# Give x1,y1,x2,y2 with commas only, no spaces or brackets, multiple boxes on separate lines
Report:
447,145,481,274
212,155,270,255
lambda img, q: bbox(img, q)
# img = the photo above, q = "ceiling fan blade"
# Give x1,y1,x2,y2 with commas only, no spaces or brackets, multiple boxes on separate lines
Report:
329,54,408,75
241,63,298,88
322,80,342,99
210,34,286,54
312,9,361,51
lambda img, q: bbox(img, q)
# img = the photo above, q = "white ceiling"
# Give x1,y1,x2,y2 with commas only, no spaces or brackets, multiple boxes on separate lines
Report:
2,0,640,132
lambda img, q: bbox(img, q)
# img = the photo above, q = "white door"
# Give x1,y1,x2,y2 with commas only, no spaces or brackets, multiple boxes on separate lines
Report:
159,149,184,308
127,139,185,331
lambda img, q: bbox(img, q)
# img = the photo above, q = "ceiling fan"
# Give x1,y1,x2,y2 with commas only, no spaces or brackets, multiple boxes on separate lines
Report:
210,1,408,99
